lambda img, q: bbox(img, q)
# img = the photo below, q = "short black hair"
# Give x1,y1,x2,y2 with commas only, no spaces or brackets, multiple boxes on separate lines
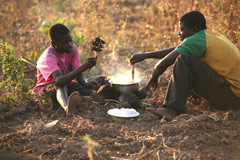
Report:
180,11,207,30
49,23,70,41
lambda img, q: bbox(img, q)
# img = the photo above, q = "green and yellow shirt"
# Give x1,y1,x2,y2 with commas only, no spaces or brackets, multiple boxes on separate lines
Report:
176,29,240,97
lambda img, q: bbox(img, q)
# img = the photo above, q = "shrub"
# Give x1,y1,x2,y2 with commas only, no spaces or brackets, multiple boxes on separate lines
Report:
0,39,34,107
39,17,87,47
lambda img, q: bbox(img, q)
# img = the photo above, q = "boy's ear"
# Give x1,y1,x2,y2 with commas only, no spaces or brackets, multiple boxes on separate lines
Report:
191,26,199,33
51,40,57,47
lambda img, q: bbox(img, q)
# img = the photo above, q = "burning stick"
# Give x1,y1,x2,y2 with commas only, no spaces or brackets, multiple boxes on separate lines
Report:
132,64,135,82
89,37,106,71
91,37,106,58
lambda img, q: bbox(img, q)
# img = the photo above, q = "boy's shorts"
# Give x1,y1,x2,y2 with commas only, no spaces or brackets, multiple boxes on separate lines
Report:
36,76,108,109
41,82,93,109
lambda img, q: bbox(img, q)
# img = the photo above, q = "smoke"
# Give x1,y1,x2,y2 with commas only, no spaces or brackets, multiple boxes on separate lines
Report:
98,49,140,83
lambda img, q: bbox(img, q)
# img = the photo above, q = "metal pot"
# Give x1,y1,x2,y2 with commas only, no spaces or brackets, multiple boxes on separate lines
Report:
109,79,140,94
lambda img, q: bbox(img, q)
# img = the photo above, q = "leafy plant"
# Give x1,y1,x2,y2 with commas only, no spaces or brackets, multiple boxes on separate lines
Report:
237,26,240,36
29,49,38,62
39,21,54,35
0,39,34,106
39,17,67,35
82,135,100,160
28,5,39,15
0,7,4,22
54,0,72,12
72,28,87,47
39,17,87,47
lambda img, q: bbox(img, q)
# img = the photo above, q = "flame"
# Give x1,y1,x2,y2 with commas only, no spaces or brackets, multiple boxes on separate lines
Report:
99,49,141,84
110,70,141,84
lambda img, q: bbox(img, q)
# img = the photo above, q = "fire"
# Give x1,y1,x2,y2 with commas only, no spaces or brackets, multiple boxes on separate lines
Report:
100,49,141,84
110,70,141,84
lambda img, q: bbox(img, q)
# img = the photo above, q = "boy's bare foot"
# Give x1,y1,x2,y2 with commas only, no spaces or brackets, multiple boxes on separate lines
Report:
67,91,80,115
146,107,177,121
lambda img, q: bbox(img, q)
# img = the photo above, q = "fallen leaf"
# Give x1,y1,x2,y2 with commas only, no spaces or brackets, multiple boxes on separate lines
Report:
208,113,221,121
45,120,59,128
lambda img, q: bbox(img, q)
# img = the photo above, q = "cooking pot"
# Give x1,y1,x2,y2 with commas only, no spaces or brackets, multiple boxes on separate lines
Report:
109,79,141,94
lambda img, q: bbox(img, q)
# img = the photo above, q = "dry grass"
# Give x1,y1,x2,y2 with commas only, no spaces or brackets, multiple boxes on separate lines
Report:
0,0,239,86
1,0,239,64
0,1,240,159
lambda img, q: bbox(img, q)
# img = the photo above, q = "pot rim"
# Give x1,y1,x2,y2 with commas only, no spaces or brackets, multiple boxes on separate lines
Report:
109,79,141,85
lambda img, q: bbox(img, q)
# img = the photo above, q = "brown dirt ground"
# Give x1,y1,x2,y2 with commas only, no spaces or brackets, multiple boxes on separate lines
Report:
0,0,240,159
0,88,240,160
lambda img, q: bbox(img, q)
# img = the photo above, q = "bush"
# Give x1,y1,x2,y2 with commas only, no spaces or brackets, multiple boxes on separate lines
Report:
39,17,87,47
0,39,34,107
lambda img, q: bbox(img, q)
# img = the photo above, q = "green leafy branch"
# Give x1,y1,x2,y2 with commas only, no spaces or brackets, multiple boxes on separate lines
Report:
39,17,87,47
82,135,100,160
0,39,34,106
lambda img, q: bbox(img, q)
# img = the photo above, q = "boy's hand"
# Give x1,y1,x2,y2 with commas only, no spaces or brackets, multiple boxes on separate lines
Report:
83,57,97,69
146,77,158,91
84,80,100,90
130,53,146,65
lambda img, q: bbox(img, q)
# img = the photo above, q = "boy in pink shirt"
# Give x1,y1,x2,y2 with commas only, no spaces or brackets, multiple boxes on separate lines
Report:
33,23,99,115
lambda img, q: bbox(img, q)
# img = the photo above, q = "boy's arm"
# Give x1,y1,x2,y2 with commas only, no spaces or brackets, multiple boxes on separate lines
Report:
76,73,99,89
76,73,87,85
130,47,176,65
146,50,180,90
52,58,96,88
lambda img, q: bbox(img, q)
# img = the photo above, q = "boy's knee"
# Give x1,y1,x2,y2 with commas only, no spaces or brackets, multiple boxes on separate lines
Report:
176,54,200,67
179,54,195,62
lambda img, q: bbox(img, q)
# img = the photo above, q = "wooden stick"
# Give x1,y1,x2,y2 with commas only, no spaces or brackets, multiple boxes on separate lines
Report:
20,56,37,68
132,64,135,82
94,51,97,58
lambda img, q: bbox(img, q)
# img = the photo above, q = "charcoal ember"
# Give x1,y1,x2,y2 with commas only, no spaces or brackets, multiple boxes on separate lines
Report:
97,84,119,100
118,101,132,108
95,76,109,85
119,92,141,109
91,91,105,102
137,87,147,99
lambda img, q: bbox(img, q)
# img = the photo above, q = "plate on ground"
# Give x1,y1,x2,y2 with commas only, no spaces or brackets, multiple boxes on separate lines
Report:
107,108,140,118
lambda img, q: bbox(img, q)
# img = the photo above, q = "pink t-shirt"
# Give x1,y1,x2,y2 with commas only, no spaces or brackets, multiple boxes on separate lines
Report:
32,44,81,94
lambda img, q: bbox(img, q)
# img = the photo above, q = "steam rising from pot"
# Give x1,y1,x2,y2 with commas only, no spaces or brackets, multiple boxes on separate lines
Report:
99,49,141,84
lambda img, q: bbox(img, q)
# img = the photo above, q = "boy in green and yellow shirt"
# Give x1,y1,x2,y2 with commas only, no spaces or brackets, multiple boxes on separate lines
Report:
130,11,240,120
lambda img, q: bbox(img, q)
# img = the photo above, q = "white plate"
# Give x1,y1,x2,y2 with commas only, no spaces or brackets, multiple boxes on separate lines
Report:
107,108,140,118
